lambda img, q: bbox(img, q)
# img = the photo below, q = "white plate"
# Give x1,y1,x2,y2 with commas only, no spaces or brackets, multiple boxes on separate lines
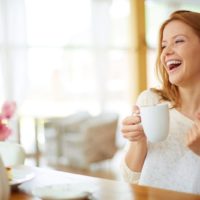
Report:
32,183,93,200
9,166,35,187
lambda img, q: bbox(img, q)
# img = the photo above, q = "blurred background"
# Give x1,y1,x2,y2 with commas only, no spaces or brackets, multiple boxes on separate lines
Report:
1,0,200,180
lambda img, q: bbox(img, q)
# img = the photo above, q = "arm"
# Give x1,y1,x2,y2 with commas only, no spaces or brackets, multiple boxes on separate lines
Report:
120,89,160,182
121,106,148,183
125,139,147,172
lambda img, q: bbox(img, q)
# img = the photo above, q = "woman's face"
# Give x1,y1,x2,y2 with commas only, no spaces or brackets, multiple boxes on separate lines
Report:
160,20,200,87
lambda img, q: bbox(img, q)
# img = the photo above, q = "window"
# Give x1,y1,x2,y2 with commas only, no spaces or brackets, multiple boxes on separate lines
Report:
18,0,132,152
24,0,132,116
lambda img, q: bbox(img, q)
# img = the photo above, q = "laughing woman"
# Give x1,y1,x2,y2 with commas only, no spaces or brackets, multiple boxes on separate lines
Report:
121,10,200,194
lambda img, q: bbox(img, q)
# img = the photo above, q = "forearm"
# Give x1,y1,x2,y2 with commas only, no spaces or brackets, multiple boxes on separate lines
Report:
125,139,148,172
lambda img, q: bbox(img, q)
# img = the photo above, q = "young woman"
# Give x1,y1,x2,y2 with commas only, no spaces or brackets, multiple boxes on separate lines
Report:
121,10,200,194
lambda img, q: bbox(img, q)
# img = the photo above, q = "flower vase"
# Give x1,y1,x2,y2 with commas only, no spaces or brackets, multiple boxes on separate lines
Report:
0,155,10,200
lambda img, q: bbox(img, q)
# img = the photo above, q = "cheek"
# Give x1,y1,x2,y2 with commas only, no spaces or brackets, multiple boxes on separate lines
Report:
180,43,200,60
182,47,200,67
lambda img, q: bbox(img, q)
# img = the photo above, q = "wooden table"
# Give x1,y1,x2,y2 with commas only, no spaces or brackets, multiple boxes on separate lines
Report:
10,166,200,200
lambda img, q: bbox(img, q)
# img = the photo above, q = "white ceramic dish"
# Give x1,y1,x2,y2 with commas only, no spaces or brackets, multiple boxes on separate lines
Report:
32,183,93,200
9,166,35,187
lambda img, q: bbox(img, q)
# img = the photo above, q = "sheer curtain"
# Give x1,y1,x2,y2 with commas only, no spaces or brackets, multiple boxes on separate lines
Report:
91,0,112,112
0,0,29,105
0,0,131,148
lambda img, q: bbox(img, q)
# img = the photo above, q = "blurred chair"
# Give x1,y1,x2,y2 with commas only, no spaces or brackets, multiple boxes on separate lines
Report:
61,112,119,169
0,141,26,166
43,111,91,165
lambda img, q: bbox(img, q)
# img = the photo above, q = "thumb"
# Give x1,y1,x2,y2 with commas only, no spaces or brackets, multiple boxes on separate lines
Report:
132,105,140,115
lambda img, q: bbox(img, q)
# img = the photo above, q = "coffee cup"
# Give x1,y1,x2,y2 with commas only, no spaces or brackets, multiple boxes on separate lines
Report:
140,103,169,143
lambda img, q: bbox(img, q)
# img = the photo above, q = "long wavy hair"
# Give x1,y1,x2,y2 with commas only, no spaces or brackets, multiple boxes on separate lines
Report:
153,10,200,108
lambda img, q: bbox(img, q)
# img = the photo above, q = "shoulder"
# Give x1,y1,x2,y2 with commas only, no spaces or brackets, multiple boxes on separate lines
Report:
136,88,161,106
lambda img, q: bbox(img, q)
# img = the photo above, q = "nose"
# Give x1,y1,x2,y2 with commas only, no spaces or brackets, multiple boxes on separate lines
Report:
163,43,174,56
160,43,174,66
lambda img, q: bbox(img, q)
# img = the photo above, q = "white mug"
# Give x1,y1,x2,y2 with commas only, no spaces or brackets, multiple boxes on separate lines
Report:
140,103,169,143
0,155,10,200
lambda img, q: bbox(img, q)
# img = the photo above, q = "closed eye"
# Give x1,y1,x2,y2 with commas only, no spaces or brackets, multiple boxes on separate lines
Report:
175,39,184,44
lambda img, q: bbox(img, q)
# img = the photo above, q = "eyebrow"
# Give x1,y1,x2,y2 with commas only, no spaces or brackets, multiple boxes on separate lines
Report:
162,34,187,43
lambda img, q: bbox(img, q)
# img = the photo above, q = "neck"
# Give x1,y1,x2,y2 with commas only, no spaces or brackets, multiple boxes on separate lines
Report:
178,86,200,120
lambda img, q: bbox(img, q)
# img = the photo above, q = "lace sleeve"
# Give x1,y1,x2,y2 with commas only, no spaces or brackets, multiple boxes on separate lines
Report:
120,157,141,184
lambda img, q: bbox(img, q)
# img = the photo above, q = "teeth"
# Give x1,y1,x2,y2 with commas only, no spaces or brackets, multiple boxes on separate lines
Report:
166,60,181,67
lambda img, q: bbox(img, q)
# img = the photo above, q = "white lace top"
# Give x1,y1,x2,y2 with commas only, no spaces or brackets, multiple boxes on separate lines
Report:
121,89,200,194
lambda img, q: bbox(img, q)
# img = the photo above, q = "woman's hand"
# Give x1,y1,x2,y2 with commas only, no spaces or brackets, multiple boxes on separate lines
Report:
185,113,200,156
121,105,146,142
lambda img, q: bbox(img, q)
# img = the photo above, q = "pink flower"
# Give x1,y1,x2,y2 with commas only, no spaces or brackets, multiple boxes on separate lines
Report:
0,124,11,141
1,101,16,119
0,101,16,141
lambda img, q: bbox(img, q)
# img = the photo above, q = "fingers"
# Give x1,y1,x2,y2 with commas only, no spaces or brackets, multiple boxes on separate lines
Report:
121,105,145,142
196,112,200,120
185,126,200,156
186,112,200,143
195,112,200,130
123,131,145,142
185,124,199,146
122,105,141,125
122,115,141,126
185,113,200,156
123,130,145,141
121,123,143,133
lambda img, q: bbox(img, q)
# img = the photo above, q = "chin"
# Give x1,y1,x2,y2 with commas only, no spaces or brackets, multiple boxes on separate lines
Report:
169,77,183,86
168,69,188,86
169,79,189,87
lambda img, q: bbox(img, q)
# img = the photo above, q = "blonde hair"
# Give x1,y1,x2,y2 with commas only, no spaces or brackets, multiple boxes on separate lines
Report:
153,10,200,108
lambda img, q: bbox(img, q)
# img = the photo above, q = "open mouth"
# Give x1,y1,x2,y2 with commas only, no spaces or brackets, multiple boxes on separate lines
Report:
166,60,182,71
